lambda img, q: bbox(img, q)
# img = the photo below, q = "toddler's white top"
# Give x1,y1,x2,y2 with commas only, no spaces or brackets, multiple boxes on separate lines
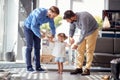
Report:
52,40,66,57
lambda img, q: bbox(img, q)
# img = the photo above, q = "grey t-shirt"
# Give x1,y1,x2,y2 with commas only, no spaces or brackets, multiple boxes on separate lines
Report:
69,12,98,44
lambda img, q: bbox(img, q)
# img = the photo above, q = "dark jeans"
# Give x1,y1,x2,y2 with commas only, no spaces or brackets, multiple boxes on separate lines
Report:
24,26,41,69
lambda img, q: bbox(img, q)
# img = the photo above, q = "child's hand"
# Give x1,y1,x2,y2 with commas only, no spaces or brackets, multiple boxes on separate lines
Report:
40,30,46,38
41,33,45,38
47,36,54,42
66,43,71,47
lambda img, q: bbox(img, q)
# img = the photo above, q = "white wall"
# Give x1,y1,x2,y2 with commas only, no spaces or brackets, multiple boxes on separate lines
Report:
39,0,56,8
57,0,71,16
39,0,104,17
3,0,19,59
73,0,104,17
0,0,5,60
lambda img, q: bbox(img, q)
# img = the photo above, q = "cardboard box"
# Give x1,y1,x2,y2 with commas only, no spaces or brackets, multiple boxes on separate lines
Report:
40,55,55,64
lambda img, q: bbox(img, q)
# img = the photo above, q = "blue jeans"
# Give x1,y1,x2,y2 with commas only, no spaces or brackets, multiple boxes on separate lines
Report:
24,26,41,69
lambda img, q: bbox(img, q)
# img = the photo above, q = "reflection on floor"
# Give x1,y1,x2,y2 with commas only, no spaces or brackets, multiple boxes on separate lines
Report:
0,62,112,80
10,68,111,80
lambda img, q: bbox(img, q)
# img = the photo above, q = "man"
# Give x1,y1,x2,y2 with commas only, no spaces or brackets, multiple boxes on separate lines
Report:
24,6,59,72
63,10,98,75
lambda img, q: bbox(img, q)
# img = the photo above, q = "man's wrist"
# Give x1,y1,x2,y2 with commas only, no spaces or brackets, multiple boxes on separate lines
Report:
69,36,73,39
72,44,78,49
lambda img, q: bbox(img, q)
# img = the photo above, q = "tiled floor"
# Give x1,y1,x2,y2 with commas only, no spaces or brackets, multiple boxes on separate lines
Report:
0,62,112,80
10,68,111,80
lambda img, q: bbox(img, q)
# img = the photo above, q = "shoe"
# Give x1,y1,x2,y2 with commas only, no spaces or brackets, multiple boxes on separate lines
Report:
36,68,45,72
70,68,83,74
81,69,90,75
27,67,35,72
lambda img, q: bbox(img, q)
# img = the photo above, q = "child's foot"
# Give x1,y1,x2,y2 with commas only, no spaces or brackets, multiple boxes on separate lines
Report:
60,72,63,74
59,71,63,74
58,71,60,73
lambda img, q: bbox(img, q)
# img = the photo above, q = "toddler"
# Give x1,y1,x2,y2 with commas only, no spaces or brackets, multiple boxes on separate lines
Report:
48,33,69,74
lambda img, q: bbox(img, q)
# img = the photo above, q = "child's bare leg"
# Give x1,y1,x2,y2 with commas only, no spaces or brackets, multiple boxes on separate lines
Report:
57,62,60,73
59,62,63,74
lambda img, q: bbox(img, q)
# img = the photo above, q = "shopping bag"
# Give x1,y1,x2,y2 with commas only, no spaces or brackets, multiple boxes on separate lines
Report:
103,16,111,28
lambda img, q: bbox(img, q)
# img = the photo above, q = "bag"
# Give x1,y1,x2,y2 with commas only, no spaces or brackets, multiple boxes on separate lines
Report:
5,52,15,61
103,16,111,28
110,58,120,80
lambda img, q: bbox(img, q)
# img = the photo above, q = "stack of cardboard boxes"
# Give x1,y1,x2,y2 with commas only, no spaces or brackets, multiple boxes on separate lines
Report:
41,39,55,64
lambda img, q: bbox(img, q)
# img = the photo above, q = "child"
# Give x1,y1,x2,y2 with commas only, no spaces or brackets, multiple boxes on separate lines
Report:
47,33,69,74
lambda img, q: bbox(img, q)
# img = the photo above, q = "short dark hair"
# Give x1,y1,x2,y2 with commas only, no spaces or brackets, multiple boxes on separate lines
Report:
49,6,60,15
63,10,75,19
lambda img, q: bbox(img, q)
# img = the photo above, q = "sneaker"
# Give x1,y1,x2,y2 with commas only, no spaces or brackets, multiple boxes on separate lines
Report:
81,68,90,75
70,68,83,75
36,68,45,72
27,67,35,72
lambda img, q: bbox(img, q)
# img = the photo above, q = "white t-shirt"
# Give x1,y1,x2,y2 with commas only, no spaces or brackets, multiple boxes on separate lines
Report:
52,40,66,57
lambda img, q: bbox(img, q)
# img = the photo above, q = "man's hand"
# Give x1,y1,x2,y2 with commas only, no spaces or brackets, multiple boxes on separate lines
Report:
40,30,46,38
47,34,54,42
69,37,75,45
72,44,78,50
41,33,45,38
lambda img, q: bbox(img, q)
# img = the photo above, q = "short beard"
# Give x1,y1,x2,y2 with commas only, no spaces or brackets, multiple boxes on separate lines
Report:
71,20,77,23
